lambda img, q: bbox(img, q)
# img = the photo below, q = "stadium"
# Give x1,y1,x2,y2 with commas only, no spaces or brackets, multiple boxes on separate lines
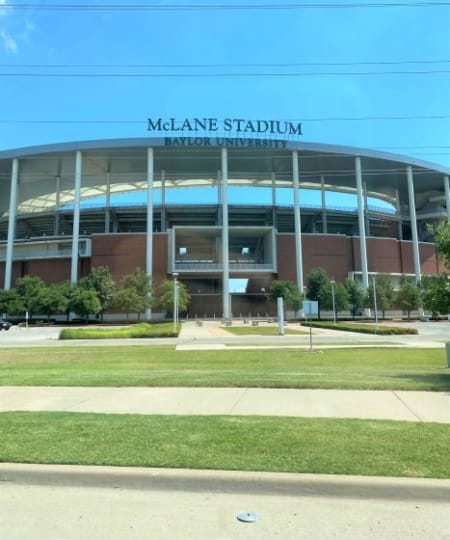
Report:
0,135,449,319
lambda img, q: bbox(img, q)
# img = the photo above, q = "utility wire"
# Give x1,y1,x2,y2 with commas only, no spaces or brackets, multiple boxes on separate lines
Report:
3,2,450,11
0,115,449,123
1,60,450,68
1,70,450,77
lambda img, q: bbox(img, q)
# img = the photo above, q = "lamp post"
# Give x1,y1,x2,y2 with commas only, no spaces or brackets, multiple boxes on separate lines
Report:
304,287,313,352
330,279,336,324
372,276,378,333
172,272,179,332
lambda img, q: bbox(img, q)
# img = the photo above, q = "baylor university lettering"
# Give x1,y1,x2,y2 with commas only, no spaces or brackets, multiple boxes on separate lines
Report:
147,117,303,136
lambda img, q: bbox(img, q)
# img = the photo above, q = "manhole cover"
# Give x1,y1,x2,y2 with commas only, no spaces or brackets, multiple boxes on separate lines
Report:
237,512,258,523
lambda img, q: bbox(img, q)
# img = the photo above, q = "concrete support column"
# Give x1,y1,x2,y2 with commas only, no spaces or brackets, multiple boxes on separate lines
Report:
217,169,223,226
54,175,61,236
271,172,277,228
292,151,304,293
320,175,327,234
161,170,166,232
355,157,369,290
395,188,403,240
70,151,82,285
221,148,230,319
444,175,450,221
363,181,370,236
105,172,111,233
407,165,421,283
146,148,154,320
4,158,19,290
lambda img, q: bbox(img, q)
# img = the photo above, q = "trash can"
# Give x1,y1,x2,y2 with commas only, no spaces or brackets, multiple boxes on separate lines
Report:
446,343,450,368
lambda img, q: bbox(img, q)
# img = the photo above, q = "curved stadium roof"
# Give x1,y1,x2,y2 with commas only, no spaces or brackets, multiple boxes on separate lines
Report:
0,138,449,217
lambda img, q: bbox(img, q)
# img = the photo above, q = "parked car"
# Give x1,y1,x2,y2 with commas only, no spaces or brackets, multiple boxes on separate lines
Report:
0,319,12,331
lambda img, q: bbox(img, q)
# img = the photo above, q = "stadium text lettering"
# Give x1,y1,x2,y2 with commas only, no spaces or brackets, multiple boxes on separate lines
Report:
164,137,288,149
148,117,302,136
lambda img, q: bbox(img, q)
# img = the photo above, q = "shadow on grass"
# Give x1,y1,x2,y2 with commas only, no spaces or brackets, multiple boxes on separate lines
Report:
391,371,450,392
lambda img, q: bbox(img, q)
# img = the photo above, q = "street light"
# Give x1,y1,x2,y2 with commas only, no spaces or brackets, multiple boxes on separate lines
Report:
330,279,336,324
372,276,378,333
172,272,179,332
304,287,313,353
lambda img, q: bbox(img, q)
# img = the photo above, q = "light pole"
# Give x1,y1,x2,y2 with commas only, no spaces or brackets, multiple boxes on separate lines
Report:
330,279,336,324
172,272,179,332
304,287,313,353
372,276,378,333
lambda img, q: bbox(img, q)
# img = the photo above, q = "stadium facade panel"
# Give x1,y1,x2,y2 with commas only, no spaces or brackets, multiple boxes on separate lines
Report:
0,137,449,318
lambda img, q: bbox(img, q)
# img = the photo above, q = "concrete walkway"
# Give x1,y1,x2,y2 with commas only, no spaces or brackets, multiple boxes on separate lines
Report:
1,386,449,423
177,319,450,349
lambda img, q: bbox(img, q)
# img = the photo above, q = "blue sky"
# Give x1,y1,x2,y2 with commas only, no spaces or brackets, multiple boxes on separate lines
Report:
0,1,449,169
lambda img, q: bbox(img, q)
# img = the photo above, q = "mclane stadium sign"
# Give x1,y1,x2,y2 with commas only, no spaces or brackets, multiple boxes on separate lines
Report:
147,117,303,136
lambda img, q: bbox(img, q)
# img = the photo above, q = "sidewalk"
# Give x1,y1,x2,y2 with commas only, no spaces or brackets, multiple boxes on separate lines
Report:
1,386,449,423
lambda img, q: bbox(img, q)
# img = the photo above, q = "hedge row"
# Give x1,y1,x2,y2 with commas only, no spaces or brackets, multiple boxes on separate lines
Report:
301,321,418,335
59,322,179,340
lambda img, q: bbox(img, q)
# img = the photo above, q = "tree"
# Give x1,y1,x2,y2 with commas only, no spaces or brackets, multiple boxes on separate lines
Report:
420,274,450,317
156,279,191,316
333,282,350,318
113,287,145,322
15,275,45,320
366,274,394,319
54,281,74,321
121,268,152,319
80,266,115,320
420,222,450,316
315,281,350,321
37,284,70,322
343,278,365,318
306,268,330,319
432,221,450,269
268,280,303,318
69,286,101,323
395,280,421,320
0,289,22,316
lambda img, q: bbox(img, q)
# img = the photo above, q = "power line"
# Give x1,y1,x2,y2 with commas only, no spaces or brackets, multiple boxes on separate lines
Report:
0,115,449,123
301,114,450,121
374,145,450,149
1,70,450,77
3,2,450,11
1,60,450,68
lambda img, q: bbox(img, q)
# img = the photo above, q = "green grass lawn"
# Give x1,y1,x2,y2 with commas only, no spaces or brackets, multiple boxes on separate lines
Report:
0,346,448,391
0,412,448,478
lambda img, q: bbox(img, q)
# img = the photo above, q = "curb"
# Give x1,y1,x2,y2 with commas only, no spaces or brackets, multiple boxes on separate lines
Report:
1,463,449,502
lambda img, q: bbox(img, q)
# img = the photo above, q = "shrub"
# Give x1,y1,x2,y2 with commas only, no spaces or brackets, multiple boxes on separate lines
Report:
301,321,417,335
59,322,179,340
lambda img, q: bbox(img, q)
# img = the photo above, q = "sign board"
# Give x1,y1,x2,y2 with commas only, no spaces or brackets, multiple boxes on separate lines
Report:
148,117,303,137
303,300,319,317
